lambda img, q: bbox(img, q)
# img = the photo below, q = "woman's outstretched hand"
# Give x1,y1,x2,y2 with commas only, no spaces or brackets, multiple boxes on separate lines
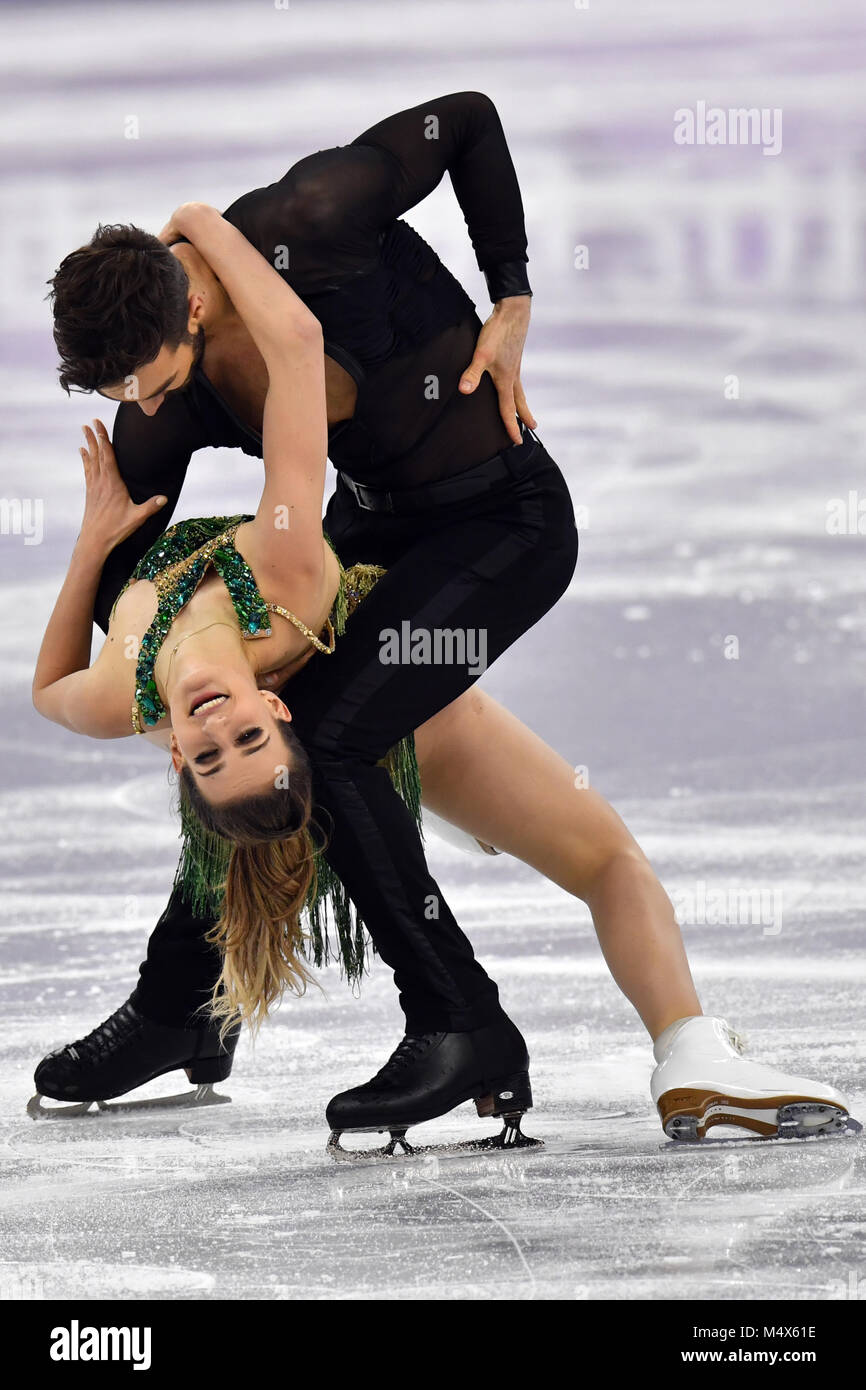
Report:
79,419,167,554
459,295,537,445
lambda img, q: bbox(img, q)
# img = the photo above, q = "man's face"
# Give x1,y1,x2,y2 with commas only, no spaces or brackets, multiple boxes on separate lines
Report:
98,326,204,416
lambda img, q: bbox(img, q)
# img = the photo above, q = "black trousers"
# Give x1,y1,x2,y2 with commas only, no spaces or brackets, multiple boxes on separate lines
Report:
131,433,578,1034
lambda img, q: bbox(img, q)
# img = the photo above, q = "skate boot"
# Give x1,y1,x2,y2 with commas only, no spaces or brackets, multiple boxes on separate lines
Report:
651,1016,851,1141
326,1016,542,1160
28,994,239,1118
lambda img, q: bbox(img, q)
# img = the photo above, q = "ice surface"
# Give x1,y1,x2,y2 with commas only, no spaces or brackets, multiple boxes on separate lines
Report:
0,0,864,1302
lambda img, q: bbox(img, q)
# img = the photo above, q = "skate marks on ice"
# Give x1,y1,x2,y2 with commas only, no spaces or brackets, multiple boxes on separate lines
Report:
3,1075,865,1299
5,888,864,1302
3,1096,541,1299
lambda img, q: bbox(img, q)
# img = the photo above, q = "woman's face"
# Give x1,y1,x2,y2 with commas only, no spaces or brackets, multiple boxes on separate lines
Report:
169,675,293,806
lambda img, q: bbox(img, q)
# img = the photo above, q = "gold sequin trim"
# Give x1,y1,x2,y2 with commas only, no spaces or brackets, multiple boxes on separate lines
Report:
264,603,336,655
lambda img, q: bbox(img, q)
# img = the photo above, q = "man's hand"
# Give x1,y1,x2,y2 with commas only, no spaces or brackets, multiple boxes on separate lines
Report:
79,419,166,554
459,295,536,445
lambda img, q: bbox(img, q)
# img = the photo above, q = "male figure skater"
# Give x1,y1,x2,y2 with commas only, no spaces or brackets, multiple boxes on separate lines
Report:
38,92,577,1143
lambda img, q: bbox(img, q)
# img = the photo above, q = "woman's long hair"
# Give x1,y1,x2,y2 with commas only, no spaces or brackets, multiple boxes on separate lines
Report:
178,720,318,1044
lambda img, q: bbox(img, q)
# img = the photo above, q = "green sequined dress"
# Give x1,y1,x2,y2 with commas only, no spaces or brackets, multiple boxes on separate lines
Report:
114,514,422,985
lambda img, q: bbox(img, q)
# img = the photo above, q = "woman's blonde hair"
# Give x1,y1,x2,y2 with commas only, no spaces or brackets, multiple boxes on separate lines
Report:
179,720,318,1045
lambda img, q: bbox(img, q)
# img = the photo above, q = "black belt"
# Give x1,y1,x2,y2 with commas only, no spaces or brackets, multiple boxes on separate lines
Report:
338,425,542,515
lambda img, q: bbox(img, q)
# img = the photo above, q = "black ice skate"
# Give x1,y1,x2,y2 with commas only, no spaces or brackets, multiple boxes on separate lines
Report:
28,995,239,1118
325,1018,543,1160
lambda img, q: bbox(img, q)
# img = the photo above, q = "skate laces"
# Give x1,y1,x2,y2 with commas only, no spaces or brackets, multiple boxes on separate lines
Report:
372,1033,439,1085
64,1000,141,1064
720,1020,748,1055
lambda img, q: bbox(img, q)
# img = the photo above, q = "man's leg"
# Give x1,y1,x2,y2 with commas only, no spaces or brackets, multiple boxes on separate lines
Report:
131,887,224,1026
283,450,578,1026
276,454,579,1133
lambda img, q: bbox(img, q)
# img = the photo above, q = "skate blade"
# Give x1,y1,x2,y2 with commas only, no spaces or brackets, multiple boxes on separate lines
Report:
658,1089,856,1142
326,1110,543,1163
26,1083,231,1119
661,1115,862,1150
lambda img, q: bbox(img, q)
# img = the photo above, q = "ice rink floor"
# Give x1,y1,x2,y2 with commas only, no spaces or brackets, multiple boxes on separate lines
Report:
0,0,864,1301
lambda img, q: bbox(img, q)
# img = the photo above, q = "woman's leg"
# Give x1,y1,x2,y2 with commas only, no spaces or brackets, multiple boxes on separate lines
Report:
413,689,702,1041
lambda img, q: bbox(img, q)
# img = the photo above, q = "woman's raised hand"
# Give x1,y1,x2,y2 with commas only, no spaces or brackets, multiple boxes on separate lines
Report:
79,419,167,554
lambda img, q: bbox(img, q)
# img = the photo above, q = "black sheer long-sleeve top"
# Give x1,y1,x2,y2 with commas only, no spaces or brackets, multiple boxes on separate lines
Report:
95,92,532,631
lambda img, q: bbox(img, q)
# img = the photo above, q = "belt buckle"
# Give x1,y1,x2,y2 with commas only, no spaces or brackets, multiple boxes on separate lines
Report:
344,473,375,512
343,471,395,514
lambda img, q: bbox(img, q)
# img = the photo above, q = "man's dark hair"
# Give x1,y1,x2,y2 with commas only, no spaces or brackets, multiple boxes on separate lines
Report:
47,224,192,394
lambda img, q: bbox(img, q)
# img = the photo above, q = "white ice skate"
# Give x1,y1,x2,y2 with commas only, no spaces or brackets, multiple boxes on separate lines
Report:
650,1016,851,1141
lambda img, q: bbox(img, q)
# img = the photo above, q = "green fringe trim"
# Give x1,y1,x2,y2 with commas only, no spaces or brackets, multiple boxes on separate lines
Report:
303,842,371,984
173,795,232,924
381,733,424,832
325,532,349,638
341,561,388,622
